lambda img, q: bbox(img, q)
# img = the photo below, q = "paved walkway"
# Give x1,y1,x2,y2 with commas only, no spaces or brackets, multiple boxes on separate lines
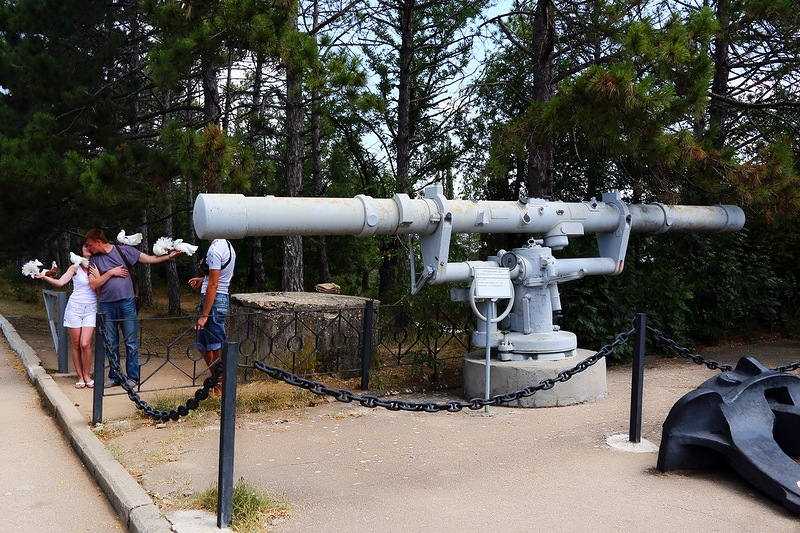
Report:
0,315,228,533
0,335,125,532
129,347,800,533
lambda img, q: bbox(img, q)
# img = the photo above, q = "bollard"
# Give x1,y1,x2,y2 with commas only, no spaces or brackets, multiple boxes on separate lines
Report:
217,341,239,529
629,313,646,443
42,290,69,373
92,312,106,425
484,300,492,413
360,300,374,390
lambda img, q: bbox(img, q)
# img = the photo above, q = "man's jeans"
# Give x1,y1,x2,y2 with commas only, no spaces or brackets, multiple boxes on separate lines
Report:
99,298,139,384
196,293,230,352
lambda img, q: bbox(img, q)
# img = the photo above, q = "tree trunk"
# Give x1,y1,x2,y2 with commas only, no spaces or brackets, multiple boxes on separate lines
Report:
246,54,268,292
527,0,555,198
311,90,331,283
186,178,199,279
283,61,305,292
527,135,553,198
251,236,268,291
201,54,221,126
58,231,70,275
709,0,731,150
161,181,182,315
282,237,304,292
138,212,153,307
376,0,415,303
396,0,414,194
317,237,331,283
378,240,404,304
222,49,233,132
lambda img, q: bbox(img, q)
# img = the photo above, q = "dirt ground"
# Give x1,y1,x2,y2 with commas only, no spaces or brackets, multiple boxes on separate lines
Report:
9,313,800,532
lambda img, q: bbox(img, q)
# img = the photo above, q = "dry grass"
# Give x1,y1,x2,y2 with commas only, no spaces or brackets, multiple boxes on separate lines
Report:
142,380,334,425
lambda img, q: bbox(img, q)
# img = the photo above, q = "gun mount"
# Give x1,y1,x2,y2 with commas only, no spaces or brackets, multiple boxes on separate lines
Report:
195,185,744,362
195,186,744,407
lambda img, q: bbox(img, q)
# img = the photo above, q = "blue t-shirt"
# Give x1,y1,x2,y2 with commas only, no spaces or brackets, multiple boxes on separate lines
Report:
89,245,141,303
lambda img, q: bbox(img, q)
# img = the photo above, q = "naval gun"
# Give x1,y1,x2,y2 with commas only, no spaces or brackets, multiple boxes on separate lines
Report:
194,185,745,405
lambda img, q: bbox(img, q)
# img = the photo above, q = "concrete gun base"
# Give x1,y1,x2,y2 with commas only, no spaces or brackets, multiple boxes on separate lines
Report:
462,348,607,407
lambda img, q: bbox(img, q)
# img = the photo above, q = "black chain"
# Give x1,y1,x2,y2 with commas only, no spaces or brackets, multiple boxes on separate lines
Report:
646,325,734,372
647,325,800,374
251,327,636,413
98,319,220,422
773,361,800,373
99,310,800,422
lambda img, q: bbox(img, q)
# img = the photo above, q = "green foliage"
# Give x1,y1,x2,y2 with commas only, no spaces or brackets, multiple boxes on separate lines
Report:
544,9,716,174
409,348,446,382
0,267,41,304
727,137,800,218
0,0,111,135
0,114,84,260
560,229,783,363
193,479,286,533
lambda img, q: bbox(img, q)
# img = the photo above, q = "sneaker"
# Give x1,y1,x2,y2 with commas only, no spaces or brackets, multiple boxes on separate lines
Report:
104,379,121,388
125,379,139,389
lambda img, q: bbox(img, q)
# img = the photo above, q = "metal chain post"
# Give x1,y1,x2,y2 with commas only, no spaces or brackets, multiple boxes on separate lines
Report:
629,313,646,443
217,341,238,529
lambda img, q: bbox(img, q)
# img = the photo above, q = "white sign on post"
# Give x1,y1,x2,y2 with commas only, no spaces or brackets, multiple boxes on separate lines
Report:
473,267,513,299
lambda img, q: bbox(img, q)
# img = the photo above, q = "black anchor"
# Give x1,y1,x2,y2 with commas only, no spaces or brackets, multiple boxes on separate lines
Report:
658,356,800,514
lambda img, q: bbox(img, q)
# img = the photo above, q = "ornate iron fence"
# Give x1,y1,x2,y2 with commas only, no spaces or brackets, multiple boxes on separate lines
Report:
98,302,476,396
374,303,474,383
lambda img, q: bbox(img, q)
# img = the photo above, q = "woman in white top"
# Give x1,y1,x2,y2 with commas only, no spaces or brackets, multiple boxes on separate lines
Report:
36,242,98,388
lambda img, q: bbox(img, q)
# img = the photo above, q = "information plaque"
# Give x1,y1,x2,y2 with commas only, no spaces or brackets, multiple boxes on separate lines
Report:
473,267,513,299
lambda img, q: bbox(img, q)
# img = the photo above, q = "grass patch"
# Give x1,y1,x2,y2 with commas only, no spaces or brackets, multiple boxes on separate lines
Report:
141,381,329,422
194,479,288,533
92,421,133,440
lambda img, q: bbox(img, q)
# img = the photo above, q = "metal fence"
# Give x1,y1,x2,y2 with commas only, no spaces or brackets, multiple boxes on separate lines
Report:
97,301,476,395
42,290,68,373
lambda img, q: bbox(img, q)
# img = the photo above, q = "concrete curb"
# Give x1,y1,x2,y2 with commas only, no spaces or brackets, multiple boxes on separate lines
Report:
0,315,173,533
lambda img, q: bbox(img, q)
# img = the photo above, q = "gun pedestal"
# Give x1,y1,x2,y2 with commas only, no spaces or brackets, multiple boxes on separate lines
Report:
463,348,606,407
457,243,606,407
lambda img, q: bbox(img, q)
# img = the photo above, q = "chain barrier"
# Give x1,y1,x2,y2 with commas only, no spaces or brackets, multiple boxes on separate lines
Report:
251,326,636,412
772,360,800,373
98,319,222,422
646,325,734,372
101,314,800,422
647,325,800,374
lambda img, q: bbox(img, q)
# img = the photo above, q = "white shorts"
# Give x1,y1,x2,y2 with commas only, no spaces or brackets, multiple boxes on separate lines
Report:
63,302,97,329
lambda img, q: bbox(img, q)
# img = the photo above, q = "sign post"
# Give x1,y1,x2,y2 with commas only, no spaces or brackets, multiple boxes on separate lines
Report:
473,268,513,412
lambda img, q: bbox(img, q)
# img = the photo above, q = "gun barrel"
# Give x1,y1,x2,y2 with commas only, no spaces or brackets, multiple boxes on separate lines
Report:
194,193,745,240
628,203,745,234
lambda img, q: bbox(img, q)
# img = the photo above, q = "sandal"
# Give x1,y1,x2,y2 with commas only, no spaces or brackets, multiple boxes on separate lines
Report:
85,380,94,389
75,381,86,389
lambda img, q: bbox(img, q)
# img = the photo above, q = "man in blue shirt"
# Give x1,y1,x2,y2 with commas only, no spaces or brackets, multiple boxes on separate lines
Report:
85,228,182,387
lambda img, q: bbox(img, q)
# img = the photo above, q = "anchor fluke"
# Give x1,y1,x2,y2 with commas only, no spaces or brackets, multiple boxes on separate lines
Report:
658,356,800,514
